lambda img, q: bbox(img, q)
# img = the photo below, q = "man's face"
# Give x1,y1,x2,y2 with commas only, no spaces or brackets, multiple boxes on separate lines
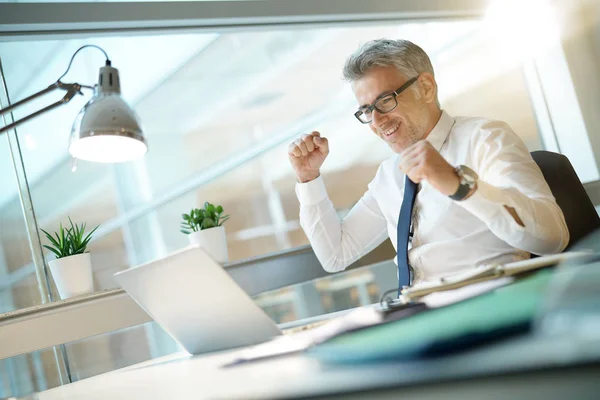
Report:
352,66,431,153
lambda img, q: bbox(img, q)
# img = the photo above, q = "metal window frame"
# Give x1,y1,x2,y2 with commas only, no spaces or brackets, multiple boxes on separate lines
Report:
0,0,487,40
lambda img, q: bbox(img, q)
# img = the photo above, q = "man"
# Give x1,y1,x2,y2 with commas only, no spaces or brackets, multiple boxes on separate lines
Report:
287,39,569,287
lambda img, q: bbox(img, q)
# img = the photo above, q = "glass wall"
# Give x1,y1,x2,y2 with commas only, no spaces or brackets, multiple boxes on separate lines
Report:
0,348,64,397
1,19,570,307
0,68,43,314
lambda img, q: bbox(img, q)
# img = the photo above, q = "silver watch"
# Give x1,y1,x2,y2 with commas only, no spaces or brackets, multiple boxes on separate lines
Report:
449,165,478,201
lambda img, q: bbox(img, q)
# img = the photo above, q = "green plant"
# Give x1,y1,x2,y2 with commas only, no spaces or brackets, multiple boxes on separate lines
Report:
40,218,99,259
180,202,230,234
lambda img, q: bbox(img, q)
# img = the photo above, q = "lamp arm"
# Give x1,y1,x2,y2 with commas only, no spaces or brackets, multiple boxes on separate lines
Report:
0,82,85,135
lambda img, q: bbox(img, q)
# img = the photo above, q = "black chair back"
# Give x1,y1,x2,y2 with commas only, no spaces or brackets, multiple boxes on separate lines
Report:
531,151,600,249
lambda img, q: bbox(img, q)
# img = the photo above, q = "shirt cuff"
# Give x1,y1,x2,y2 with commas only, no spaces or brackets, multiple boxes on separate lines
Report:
456,179,510,224
295,175,328,205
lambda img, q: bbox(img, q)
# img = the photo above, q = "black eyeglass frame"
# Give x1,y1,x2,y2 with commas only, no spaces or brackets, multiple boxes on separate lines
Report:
354,76,419,124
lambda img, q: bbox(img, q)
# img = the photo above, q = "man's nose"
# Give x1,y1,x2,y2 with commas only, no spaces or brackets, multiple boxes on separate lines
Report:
371,110,386,127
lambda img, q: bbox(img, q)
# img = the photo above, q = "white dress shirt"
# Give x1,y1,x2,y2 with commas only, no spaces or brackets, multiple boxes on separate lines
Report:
296,111,569,283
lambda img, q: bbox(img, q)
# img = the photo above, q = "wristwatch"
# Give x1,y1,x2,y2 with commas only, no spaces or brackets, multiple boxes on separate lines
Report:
449,165,478,201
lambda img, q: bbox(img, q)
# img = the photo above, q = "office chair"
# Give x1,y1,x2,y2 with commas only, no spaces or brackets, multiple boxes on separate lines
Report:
531,150,600,249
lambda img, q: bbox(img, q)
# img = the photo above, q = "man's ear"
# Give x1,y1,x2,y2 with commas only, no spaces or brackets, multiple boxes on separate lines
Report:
418,73,437,104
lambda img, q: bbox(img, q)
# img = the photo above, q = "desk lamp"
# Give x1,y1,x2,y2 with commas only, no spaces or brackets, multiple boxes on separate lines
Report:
0,45,147,163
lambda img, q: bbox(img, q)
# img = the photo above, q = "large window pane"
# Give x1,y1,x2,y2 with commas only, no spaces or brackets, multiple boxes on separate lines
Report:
0,321,177,398
254,259,397,324
0,134,42,314
0,347,63,398
63,321,181,382
1,19,574,297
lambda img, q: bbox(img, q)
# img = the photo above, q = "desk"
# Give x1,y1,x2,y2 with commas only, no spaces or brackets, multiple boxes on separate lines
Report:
34,329,600,399
33,260,600,399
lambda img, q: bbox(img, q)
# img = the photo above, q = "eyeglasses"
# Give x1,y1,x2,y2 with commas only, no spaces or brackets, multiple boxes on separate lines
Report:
354,76,419,124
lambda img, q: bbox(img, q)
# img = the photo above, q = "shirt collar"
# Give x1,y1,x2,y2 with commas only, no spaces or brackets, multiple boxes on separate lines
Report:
425,110,455,152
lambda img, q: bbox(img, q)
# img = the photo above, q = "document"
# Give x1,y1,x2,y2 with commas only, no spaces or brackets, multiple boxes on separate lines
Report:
224,252,594,367
400,251,593,301
224,307,384,366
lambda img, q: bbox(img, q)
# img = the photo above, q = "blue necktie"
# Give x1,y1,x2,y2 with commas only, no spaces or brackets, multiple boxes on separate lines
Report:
397,175,418,295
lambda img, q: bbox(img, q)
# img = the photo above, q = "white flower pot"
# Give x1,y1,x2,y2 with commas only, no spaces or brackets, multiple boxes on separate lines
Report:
187,225,229,263
48,253,95,299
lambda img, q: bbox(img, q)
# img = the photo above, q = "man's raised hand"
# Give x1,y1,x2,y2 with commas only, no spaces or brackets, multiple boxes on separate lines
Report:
288,131,329,183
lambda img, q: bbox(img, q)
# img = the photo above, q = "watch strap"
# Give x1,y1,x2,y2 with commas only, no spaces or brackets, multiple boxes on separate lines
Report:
449,182,472,201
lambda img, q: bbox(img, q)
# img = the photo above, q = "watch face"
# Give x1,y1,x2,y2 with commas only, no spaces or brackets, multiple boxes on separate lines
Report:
459,165,478,185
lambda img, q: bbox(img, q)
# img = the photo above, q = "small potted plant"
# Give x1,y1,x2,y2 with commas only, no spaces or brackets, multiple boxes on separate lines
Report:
181,202,230,263
41,218,98,299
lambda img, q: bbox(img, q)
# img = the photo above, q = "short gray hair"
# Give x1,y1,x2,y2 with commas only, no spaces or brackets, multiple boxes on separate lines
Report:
343,39,435,81
343,39,439,106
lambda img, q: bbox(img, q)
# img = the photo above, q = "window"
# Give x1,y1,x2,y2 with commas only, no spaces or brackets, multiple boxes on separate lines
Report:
3,19,589,312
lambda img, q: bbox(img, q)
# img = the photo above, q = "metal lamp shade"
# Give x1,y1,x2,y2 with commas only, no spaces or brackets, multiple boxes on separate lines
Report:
68,65,147,163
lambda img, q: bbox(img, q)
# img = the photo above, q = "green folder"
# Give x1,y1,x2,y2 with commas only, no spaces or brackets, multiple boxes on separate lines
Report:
309,270,553,363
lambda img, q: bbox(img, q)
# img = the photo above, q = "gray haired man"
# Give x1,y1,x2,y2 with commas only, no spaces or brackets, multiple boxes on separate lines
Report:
288,39,568,288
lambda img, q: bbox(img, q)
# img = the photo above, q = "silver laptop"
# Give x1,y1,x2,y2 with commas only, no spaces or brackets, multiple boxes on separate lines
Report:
113,245,282,355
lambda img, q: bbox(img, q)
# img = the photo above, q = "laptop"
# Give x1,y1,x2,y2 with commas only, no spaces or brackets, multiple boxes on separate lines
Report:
113,245,282,355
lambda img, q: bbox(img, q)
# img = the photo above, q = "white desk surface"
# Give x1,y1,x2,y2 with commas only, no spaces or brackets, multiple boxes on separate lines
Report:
33,276,600,400
33,261,600,400
34,329,600,400
36,346,392,400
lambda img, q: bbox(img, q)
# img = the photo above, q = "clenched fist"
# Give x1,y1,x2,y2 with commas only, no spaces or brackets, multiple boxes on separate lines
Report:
288,131,329,183
399,140,460,196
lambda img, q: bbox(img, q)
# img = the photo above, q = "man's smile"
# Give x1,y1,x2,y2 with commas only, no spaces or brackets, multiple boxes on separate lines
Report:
381,121,401,138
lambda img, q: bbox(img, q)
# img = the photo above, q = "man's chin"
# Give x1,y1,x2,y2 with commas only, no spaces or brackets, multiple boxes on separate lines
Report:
388,141,407,154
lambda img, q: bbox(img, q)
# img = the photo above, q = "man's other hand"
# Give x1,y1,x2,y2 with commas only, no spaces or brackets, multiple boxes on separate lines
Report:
399,140,460,196
288,131,329,183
